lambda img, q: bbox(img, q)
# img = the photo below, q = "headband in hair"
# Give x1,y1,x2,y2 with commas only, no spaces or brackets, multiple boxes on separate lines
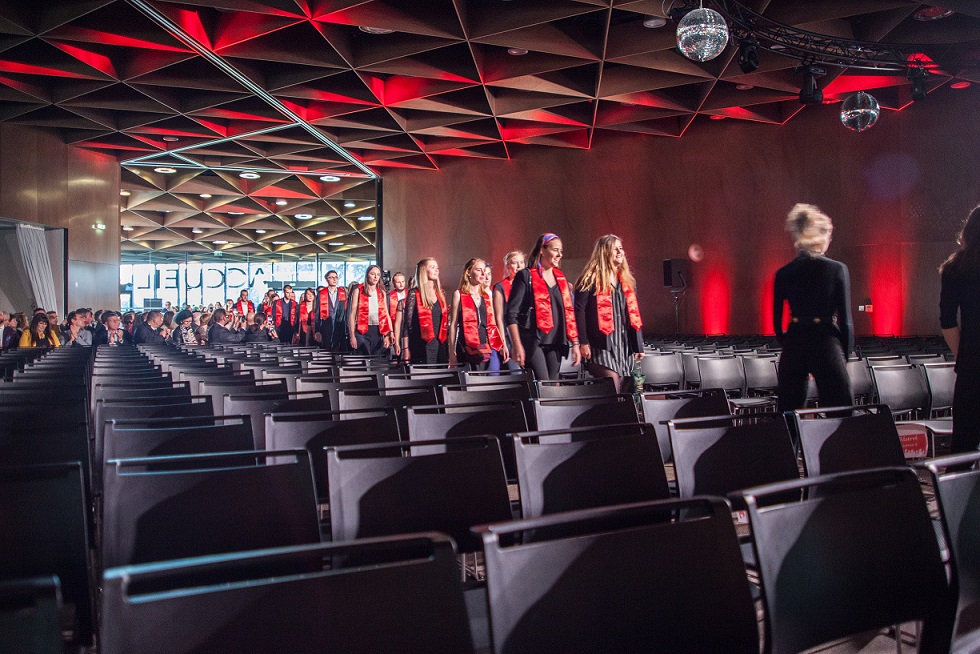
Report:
542,233,559,244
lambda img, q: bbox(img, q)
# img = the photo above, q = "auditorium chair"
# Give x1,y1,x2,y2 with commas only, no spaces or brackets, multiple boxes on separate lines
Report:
740,355,779,397
338,386,438,435
737,467,952,654
224,390,333,448
846,359,875,404
93,396,214,466
0,576,63,654
476,497,759,654
199,377,286,417
461,368,532,386
532,394,638,431
534,377,616,399
639,388,731,465
256,365,304,392
697,356,776,413
102,415,254,463
91,381,191,417
791,405,906,477
638,351,683,390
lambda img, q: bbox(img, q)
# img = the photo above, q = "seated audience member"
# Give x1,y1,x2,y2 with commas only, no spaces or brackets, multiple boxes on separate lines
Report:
133,310,170,345
94,312,132,346
10,313,27,347
244,311,278,343
163,310,176,331
0,311,15,350
196,312,211,344
63,311,92,347
19,314,60,348
46,311,62,341
170,309,199,346
208,308,246,344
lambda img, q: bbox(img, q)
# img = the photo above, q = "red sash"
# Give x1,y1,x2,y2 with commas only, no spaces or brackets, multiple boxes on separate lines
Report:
356,284,391,335
388,290,404,319
462,293,503,350
530,267,578,343
318,287,346,320
272,299,298,328
499,277,513,302
235,300,254,315
299,301,314,327
415,289,447,343
597,275,643,335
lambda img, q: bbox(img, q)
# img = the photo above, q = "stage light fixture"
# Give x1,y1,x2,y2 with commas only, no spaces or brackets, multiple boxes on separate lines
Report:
738,37,759,73
909,67,928,101
799,65,826,104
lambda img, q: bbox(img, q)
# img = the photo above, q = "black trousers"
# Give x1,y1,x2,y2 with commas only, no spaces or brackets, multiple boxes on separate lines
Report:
777,326,851,412
952,367,980,454
519,330,563,381
354,325,386,356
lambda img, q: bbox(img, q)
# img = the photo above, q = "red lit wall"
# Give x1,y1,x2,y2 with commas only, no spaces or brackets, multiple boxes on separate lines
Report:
383,89,979,336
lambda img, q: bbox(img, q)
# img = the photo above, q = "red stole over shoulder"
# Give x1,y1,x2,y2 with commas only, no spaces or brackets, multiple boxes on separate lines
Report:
597,275,643,335
299,301,314,327
415,288,447,343
356,284,391,335
389,290,404,319
235,300,254,315
499,277,513,302
272,299,297,328
318,287,346,320
530,266,578,343
461,292,503,350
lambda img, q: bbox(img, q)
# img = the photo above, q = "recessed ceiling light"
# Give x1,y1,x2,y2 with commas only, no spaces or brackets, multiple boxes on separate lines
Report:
239,171,261,179
316,231,327,235
122,226,134,231
214,240,228,244
710,115,726,120
192,228,203,234
358,215,374,221
199,193,211,199
154,167,176,174
228,211,244,215
951,81,971,89
294,213,313,219
120,190,131,196
914,7,955,20
359,26,395,34
770,44,786,51
272,240,287,245
320,175,341,182
92,223,106,230
330,242,345,246
275,199,288,206
642,17,667,28
735,83,754,91
255,229,266,234
161,136,179,142
507,48,529,56
344,201,356,208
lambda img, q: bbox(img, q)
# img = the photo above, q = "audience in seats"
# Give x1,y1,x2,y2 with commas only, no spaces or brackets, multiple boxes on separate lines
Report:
133,309,170,345
94,311,132,346
244,311,278,343
63,310,91,347
19,312,60,348
170,310,199,346
207,308,245,344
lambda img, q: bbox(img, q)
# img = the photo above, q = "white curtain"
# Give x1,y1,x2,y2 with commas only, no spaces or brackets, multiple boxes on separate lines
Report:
15,223,58,312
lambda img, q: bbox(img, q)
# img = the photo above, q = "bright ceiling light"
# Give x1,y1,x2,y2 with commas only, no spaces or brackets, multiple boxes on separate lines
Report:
239,171,260,179
255,229,266,234
120,190,131,196
161,136,179,142
228,211,244,215
192,228,203,234
199,193,211,199
316,231,327,235
344,201,356,208
275,199,288,206
642,17,667,28
122,226,134,231
358,215,374,221
295,213,313,219
507,48,529,56
154,167,176,174
92,223,106,230
320,175,341,182
330,242,345,246
359,26,395,34
272,240,287,245
214,240,228,244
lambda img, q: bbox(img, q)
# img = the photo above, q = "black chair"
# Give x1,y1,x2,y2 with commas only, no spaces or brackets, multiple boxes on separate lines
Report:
198,377,284,415
872,364,952,455
295,374,377,411
640,389,731,464
922,451,980,652
534,377,615,399
265,407,401,501
100,534,474,654
667,413,800,502
91,381,191,417
741,355,779,396
461,368,532,386
533,394,638,431
103,415,254,462
846,359,875,404
514,423,670,518
0,463,93,645
102,449,320,568
384,371,459,398
338,386,438,435
737,468,953,654
792,405,905,477
476,497,759,654
0,576,63,654
638,351,683,390
327,436,511,552
697,356,776,412
923,362,955,417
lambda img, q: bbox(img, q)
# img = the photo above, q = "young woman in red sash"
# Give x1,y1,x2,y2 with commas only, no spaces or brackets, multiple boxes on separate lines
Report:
574,235,645,392
494,250,525,371
347,265,393,355
506,234,581,380
449,258,509,370
400,258,448,364
297,288,317,346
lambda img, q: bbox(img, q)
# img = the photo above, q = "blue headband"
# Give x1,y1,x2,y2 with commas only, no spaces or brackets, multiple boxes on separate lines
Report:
542,233,559,244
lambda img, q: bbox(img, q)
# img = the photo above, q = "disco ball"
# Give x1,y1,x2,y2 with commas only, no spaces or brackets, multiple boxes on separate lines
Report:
677,8,729,62
840,91,880,132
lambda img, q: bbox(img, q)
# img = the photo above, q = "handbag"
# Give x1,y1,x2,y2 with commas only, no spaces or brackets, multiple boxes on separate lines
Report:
464,342,492,362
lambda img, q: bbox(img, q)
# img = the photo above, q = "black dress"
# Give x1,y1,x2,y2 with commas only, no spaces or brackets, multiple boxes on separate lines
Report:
940,259,980,454
402,289,448,364
772,254,853,411
505,268,570,380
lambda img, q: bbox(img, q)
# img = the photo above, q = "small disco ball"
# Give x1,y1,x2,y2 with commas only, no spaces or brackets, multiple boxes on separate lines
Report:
677,8,729,62
840,91,880,132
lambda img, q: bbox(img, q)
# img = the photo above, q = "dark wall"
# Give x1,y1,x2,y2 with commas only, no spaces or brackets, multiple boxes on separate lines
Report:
383,87,979,336
0,123,120,312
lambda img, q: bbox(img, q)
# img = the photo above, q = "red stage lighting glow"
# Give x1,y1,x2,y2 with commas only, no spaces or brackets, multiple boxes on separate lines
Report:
701,268,730,335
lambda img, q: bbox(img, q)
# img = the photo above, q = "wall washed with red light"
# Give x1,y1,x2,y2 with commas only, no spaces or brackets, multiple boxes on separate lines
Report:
383,89,979,336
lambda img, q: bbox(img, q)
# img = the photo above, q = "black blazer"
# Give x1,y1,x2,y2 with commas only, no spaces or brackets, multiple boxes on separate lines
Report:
208,322,245,344
505,268,573,350
133,323,166,345
573,286,643,353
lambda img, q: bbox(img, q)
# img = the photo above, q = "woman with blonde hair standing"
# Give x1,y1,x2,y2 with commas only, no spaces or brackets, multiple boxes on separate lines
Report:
506,233,581,380
348,265,394,355
773,203,853,411
574,235,644,392
448,258,508,370
493,250,525,370
400,258,448,364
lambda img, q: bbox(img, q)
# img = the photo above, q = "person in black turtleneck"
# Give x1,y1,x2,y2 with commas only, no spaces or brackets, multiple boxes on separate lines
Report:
773,203,853,412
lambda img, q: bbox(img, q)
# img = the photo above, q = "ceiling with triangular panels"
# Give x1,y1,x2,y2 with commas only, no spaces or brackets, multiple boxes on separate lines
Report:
0,0,977,259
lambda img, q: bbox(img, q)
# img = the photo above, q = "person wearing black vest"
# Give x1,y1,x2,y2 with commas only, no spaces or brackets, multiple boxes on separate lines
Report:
315,270,346,350
773,204,853,412
271,285,299,344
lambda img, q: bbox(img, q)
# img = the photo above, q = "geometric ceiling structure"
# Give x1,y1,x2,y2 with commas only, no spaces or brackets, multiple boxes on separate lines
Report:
0,0,977,261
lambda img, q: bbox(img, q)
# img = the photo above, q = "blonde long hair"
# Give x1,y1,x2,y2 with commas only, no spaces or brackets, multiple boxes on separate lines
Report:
414,258,444,309
576,234,636,294
458,258,486,296
786,203,833,257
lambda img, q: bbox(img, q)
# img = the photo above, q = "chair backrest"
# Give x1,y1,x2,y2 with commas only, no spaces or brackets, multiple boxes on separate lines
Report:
533,394,638,431
0,464,93,645
640,389,731,464
638,352,683,388
441,382,532,406
94,396,214,459
265,408,401,500
295,375,377,412
514,423,670,518
257,366,303,392
102,449,319,568
338,386,438,434
461,368,532,386
923,452,980,649
741,356,778,392
907,354,945,365
0,576,63,654
792,405,905,477
477,497,759,654
100,534,474,654
739,468,952,654
327,436,512,552
92,382,191,415
198,377,284,415
534,377,616,399
223,391,333,449
667,413,799,500
870,364,929,416
922,362,955,414
697,355,745,394
845,359,874,402
384,371,459,395
103,415,254,462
